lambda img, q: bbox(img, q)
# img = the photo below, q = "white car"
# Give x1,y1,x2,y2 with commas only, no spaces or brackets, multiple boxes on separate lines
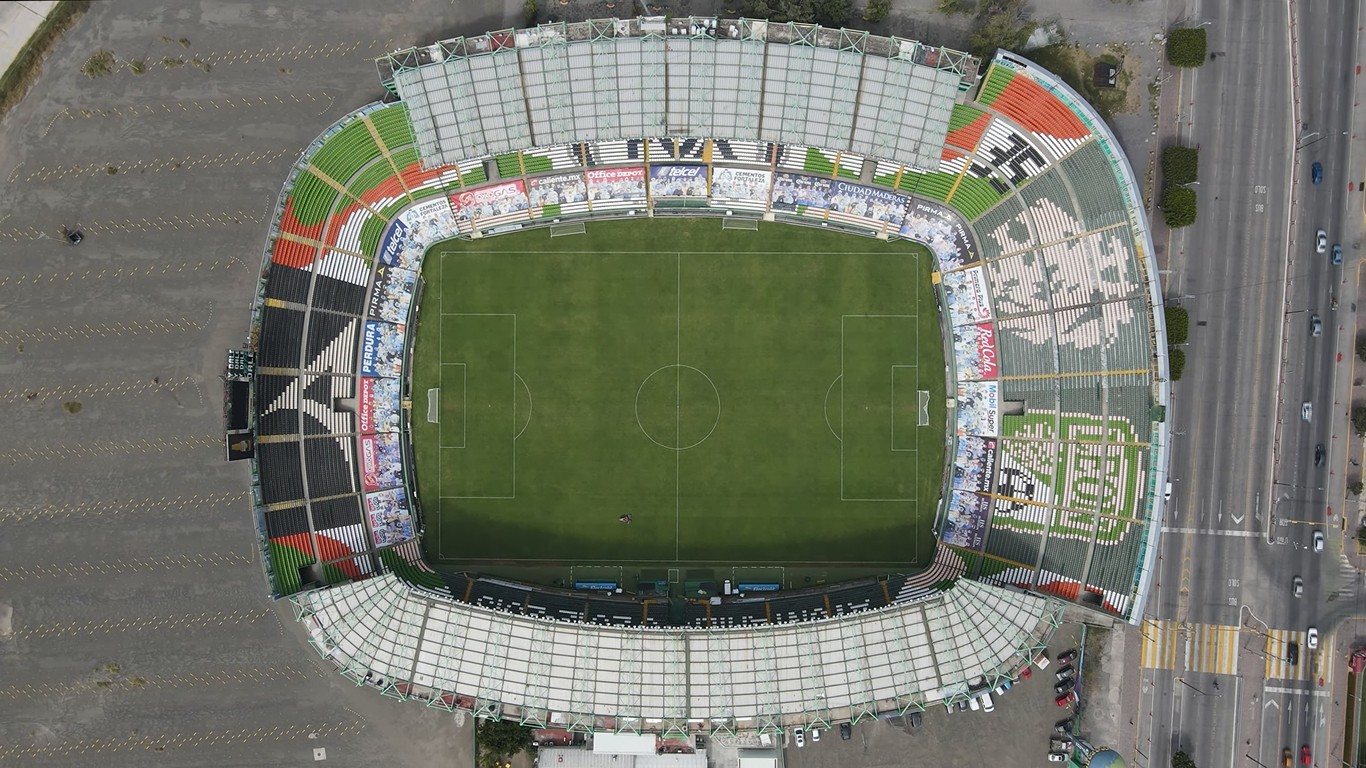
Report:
1302,402,1313,422
980,692,995,713
1307,627,1319,650
1317,229,1329,254
810,728,820,743
1313,530,1325,552
1048,753,1069,762
1293,576,1304,597
792,727,805,748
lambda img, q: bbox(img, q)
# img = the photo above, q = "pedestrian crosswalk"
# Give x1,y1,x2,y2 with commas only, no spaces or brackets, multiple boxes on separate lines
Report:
1139,619,1238,674
1140,619,1180,670
1264,628,1316,682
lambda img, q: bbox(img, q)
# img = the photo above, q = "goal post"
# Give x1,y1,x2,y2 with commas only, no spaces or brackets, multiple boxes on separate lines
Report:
721,217,760,231
427,388,439,423
917,390,930,427
550,221,586,237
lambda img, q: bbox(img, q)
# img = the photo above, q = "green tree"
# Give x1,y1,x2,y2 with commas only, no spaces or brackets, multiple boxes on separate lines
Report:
477,719,534,768
1165,305,1189,345
864,0,893,22
1162,145,1199,186
1353,405,1366,437
1349,481,1363,497
1356,332,1366,362
1168,348,1185,381
937,0,973,14
523,0,539,27
1162,186,1197,228
1172,751,1197,768
812,0,853,26
1166,28,1207,67
967,0,1036,58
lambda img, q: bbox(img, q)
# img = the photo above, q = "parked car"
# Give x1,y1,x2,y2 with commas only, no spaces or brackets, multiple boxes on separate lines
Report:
1311,314,1322,337
1055,691,1077,707
1312,161,1323,184
1293,576,1303,597
908,712,921,729
792,727,805,748
1317,229,1328,253
1057,649,1078,665
1313,530,1325,552
993,679,1013,696
1055,679,1075,694
979,692,995,713
1055,718,1074,733
1055,666,1075,681
810,728,820,743
968,696,980,711
1302,402,1313,422
1315,444,1325,466
840,722,853,739
1307,628,1319,650
1333,243,1343,265
1048,752,1069,763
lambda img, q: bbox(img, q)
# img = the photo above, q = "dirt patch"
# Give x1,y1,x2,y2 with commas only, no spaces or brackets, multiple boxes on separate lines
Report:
1028,41,1147,122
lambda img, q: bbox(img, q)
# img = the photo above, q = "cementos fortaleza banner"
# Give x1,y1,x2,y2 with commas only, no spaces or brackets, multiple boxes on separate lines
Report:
586,167,646,201
359,432,404,491
941,266,994,326
368,265,417,324
360,320,406,378
709,167,772,203
956,380,1000,437
449,180,529,221
366,487,416,546
649,164,708,197
952,436,997,493
952,322,999,380
902,199,977,271
941,490,992,551
358,376,402,435
378,197,460,271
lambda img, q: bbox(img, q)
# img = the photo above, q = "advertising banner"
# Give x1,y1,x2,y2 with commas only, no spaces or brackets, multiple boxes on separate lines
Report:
951,436,997,493
941,490,992,551
366,487,416,546
378,197,460,271
586,167,646,201
770,172,834,211
359,432,404,491
710,167,772,204
941,265,994,327
952,322,1000,380
956,380,1000,437
367,264,417,324
528,172,587,211
358,376,402,435
902,199,978,271
649,164,708,197
824,180,908,228
360,320,406,378
449,180,529,221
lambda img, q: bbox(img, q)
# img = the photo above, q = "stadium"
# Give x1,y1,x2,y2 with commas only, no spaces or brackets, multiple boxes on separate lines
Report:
246,16,1170,735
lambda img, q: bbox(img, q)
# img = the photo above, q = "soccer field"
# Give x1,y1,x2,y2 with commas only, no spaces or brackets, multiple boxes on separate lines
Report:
410,219,946,575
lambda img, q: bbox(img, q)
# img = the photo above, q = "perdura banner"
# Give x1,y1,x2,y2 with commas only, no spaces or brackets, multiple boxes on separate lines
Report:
952,322,1000,380
360,320,406,378
368,265,418,324
359,432,404,491
956,380,1000,437
366,487,416,546
941,265,994,326
942,490,992,551
357,376,402,434
902,199,977,270
449,180,529,221
649,164,708,197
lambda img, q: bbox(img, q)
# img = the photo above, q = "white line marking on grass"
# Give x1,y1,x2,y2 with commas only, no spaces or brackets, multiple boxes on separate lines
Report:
514,373,533,440
823,375,842,442
890,364,917,452
440,362,467,448
675,252,681,562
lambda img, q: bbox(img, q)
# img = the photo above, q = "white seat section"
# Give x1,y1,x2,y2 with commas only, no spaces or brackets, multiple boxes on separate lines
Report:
776,144,810,172
986,251,1050,315
982,206,1037,257
584,139,635,165
835,151,863,177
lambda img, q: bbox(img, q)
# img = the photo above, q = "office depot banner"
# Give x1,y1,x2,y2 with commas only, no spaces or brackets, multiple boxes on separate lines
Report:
586,167,647,201
357,376,402,435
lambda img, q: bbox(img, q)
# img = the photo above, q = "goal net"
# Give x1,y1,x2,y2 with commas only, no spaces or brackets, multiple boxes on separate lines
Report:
917,390,930,426
550,222,586,237
721,217,760,231
427,388,439,423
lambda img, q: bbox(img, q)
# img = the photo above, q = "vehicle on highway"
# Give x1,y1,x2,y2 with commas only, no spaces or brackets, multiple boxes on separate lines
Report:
841,722,853,739
1317,229,1328,253
1294,576,1303,597
1315,444,1325,466
811,727,820,743
1311,314,1322,337
1303,402,1313,422
1312,162,1323,184
792,727,804,748
1314,530,1325,552
1308,628,1319,650
1164,481,1172,501
1333,243,1343,266
1287,642,1300,665
1301,745,1312,765
1283,747,1293,768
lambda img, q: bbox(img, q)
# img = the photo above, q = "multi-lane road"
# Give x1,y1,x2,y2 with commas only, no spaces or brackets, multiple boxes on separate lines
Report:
1140,2,1364,768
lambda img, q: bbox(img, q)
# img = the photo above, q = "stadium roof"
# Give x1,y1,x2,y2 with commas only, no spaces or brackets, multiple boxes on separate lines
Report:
295,574,1062,734
383,18,973,172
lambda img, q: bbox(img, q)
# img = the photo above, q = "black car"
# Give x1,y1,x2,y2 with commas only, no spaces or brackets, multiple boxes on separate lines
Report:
1315,444,1325,467
1054,679,1075,694
909,711,922,728
1287,641,1300,665
840,722,853,739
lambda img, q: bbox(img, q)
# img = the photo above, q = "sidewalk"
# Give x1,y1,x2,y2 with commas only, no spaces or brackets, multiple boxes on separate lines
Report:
0,2,58,80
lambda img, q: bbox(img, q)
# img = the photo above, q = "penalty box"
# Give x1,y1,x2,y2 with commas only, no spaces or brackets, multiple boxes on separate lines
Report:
440,313,516,499
842,314,920,502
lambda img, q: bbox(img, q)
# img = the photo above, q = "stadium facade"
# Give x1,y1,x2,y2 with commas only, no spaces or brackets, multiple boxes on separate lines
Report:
245,16,1169,732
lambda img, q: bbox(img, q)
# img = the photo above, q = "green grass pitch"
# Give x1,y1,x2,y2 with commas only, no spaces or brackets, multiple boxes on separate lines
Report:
410,219,946,579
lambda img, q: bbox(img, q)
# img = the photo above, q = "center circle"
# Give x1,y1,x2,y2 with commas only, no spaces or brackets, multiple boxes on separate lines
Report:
634,364,721,451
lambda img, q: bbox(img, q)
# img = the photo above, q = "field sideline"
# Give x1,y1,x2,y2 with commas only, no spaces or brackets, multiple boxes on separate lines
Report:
410,219,946,581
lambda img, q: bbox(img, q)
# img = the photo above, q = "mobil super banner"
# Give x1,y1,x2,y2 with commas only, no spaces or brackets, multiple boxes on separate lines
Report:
378,197,460,271
649,165,708,197
359,432,404,491
358,376,402,434
956,380,1000,437
360,320,406,378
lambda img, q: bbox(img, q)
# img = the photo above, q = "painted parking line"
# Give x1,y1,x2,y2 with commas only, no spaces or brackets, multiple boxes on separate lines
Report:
0,374,198,405
0,490,246,523
8,609,271,640
16,148,295,182
0,307,213,346
0,433,220,464
0,259,245,288
0,720,364,759
0,663,327,700
0,552,252,580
